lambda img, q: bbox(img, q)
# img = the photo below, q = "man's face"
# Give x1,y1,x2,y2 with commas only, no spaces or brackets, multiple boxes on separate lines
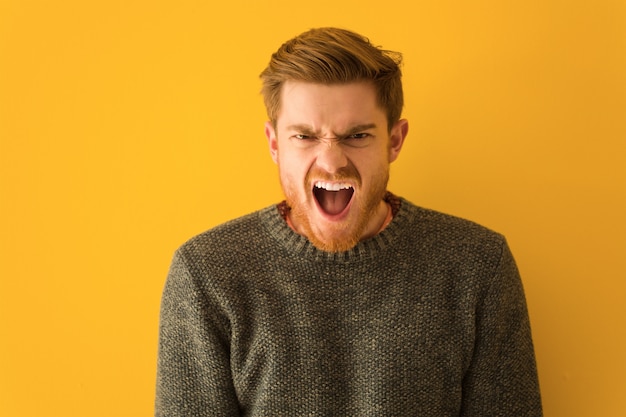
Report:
266,81,408,252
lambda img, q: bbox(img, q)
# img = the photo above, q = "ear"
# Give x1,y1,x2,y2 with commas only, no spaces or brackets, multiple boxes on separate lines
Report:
388,119,409,163
265,121,279,164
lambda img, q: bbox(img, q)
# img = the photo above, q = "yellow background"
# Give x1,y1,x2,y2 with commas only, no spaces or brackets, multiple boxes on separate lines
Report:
1,0,624,416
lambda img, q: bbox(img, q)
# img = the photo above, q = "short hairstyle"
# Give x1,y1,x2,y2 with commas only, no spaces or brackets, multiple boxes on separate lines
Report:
260,27,404,130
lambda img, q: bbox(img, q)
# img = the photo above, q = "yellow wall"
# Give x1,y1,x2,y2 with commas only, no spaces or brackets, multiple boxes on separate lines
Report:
1,1,624,416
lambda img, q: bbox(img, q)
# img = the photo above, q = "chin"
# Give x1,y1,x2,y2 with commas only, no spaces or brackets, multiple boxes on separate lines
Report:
309,231,361,253
296,211,368,253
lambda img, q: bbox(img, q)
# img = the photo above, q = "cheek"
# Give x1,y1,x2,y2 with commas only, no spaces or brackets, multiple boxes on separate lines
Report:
353,152,388,180
282,149,311,171
279,154,309,187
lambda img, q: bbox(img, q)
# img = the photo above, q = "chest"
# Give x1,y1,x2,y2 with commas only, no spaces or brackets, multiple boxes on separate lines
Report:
225,267,478,412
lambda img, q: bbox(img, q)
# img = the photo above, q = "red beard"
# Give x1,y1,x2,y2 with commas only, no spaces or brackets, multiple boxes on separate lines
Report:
282,164,389,252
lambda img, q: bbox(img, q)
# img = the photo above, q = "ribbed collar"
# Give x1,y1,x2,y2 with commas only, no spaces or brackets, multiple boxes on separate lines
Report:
260,194,413,263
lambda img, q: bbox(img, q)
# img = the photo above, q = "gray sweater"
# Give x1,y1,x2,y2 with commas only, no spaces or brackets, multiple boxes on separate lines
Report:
156,196,542,416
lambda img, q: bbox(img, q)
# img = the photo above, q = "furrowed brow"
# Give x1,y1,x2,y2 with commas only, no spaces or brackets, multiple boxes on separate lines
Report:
338,124,377,137
285,123,377,138
286,124,319,136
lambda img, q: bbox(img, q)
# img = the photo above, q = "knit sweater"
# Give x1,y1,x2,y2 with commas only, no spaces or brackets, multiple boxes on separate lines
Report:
156,196,542,416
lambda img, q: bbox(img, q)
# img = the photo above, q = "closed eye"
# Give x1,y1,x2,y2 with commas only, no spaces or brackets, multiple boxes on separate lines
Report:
289,133,319,148
342,132,373,148
294,134,316,140
346,133,370,139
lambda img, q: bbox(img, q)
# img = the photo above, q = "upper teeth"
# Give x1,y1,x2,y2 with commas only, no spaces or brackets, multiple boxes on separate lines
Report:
314,181,352,191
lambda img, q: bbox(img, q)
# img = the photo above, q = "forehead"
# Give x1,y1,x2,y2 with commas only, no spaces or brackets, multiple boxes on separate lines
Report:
277,81,386,130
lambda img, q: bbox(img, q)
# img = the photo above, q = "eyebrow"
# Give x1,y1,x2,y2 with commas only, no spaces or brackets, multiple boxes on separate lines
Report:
286,123,377,138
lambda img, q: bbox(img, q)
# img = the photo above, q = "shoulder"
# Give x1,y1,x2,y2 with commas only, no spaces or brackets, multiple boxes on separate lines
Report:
390,198,519,299
394,198,508,264
174,206,277,270
400,198,503,241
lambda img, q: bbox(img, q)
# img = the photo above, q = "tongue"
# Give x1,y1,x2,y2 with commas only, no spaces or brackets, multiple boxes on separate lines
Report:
316,189,353,215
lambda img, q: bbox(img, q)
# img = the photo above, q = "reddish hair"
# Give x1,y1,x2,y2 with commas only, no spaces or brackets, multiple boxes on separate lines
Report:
260,27,404,130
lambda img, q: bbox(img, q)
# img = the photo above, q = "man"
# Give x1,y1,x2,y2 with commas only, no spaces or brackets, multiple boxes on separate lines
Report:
156,27,542,416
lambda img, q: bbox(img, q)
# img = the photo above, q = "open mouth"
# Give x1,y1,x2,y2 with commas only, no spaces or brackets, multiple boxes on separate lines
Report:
313,181,355,216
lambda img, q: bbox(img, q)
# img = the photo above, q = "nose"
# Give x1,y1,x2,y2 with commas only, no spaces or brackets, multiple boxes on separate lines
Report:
314,139,348,173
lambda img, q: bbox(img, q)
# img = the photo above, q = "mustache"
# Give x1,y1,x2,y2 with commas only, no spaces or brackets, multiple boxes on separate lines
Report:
306,166,361,186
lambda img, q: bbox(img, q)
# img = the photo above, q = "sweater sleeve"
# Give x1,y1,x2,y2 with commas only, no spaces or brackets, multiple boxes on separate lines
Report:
155,250,241,417
460,240,543,417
